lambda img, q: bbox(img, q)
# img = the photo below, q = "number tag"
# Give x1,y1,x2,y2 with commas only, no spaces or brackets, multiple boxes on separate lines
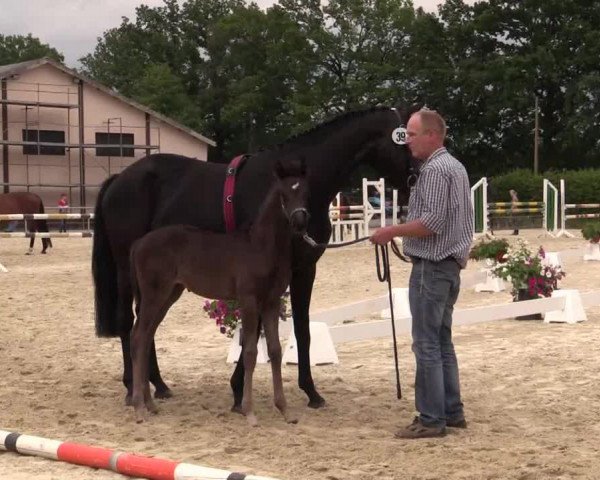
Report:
392,126,407,145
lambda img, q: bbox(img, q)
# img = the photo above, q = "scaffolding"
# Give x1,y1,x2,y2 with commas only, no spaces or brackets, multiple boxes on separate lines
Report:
0,78,161,208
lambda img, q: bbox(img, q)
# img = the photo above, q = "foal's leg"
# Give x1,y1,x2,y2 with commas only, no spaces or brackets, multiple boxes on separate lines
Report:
239,297,260,426
230,318,262,411
262,301,297,424
118,266,171,404
130,287,178,422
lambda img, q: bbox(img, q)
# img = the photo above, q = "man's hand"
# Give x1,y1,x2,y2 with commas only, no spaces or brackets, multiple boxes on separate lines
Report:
369,226,399,245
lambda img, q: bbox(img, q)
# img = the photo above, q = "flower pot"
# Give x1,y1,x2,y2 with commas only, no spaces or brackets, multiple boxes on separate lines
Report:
513,288,543,320
584,242,600,261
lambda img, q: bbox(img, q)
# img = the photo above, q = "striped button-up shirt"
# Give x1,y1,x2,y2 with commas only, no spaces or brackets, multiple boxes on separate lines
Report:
403,147,473,268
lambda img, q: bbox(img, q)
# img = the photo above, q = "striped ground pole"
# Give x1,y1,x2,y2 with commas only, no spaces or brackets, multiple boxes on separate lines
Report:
0,232,93,238
0,430,280,480
0,213,94,220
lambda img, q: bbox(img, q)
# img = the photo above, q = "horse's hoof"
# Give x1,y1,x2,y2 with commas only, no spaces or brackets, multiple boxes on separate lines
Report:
246,414,258,427
41,251,47,254
285,414,299,424
307,396,326,409
231,404,244,415
125,394,133,406
154,388,173,400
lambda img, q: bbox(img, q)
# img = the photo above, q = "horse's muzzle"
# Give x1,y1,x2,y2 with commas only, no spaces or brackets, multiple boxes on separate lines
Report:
290,208,309,234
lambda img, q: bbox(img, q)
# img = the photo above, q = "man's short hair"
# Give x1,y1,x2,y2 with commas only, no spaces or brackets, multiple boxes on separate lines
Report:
418,108,447,138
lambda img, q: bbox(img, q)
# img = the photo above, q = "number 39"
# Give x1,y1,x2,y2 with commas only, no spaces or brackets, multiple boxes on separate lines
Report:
391,127,407,145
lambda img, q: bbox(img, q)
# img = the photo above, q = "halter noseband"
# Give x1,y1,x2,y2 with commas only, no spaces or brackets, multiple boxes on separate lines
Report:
281,202,310,224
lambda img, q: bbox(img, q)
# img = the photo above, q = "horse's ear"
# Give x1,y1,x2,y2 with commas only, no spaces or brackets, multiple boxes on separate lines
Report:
408,103,424,116
392,102,423,123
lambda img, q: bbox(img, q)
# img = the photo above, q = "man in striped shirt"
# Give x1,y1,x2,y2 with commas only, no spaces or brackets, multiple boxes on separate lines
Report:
370,108,473,439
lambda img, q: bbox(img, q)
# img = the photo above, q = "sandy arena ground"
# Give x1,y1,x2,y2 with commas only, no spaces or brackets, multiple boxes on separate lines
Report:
1,229,600,479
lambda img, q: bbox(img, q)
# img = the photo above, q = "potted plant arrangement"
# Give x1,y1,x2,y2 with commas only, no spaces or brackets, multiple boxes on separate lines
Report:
582,222,600,260
582,222,600,243
469,238,510,292
203,292,291,338
469,238,510,266
491,240,565,319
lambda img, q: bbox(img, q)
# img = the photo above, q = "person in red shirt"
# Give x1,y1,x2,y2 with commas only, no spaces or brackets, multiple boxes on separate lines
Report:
58,193,69,232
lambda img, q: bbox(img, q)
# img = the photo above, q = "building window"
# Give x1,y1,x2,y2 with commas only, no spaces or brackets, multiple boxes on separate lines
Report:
22,129,66,155
95,132,134,157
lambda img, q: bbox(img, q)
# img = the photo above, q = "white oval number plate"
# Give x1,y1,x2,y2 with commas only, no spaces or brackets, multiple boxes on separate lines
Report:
392,126,407,145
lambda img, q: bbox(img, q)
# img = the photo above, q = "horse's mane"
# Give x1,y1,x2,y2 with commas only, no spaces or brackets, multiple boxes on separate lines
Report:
269,105,391,151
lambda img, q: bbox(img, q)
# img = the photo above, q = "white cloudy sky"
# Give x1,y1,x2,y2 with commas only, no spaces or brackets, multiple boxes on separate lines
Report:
0,0,476,66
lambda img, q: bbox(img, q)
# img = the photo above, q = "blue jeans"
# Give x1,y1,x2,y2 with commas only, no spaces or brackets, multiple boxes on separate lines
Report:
409,257,464,428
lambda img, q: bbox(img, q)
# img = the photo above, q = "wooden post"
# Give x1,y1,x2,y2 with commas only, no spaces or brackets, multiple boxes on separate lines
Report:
77,79,85,210
145,112,151,156
1,79,9,193
534,95,539,174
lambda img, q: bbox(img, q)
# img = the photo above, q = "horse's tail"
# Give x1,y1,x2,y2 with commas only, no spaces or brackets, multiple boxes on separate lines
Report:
37,199,52,249
92,174,120,337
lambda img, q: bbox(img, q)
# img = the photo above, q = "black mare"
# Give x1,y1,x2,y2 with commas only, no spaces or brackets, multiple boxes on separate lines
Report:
92,105,416,409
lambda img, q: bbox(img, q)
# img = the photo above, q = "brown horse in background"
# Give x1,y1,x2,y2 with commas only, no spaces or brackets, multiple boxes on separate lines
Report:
0,192,53,254
129,157,309,425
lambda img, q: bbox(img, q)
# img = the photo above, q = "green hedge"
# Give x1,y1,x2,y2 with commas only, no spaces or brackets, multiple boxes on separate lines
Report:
483,169,600,204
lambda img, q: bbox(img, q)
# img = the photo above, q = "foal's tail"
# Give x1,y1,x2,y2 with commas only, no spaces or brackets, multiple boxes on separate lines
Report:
92,174,120,337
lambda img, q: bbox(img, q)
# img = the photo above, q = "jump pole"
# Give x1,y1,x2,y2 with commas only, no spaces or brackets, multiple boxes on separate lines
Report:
0,429,280,480
0,232,93,238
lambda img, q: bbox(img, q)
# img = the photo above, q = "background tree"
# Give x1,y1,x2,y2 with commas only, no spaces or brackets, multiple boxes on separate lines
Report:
77,0,600,175
0,34,63,65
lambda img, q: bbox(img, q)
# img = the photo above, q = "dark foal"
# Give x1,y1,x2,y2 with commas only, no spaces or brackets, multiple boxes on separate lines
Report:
129,158,309,425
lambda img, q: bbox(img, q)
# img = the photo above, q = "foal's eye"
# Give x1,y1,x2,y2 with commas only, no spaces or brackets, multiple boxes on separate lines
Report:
291,182,300,191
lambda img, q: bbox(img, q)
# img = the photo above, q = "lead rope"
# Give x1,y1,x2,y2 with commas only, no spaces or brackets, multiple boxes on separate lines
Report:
303,233,402,399
375,243,402,399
